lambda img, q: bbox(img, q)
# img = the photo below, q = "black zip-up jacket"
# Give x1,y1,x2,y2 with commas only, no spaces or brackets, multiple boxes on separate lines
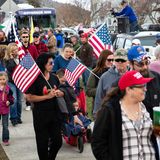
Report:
91,97,159,160
144,70,160,119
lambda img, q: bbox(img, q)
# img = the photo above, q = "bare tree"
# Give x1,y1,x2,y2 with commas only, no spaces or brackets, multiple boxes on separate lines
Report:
27,0,41,7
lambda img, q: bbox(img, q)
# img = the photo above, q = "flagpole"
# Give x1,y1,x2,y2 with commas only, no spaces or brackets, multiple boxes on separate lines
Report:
73,57,100,80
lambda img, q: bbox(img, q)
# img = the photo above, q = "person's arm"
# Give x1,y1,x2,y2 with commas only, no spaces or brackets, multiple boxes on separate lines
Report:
25,88,57,102
86,73,97,97
115,6,127,16
91,106,110,159
93,75,107,115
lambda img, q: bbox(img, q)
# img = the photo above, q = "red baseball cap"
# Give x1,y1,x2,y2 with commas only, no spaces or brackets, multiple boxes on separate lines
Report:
118,70,153,90
81,33,88,38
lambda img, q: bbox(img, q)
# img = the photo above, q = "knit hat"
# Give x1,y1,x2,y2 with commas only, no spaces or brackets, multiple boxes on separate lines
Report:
127,45,148,62
118,70,152,90
114,48,128,61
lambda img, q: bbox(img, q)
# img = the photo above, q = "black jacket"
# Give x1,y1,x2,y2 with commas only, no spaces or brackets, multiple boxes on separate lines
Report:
144,71,160,119
91,97,159,160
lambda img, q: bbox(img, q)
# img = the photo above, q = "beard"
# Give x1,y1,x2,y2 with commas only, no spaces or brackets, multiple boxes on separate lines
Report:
139,69,149,77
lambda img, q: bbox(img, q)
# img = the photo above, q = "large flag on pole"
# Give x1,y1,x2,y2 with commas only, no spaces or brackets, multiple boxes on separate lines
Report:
88,23,113,58
30,17,34,43
12,53,41,93
64,58,87,87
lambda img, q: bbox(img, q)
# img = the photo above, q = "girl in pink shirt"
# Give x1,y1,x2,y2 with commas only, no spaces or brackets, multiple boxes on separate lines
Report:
0,72,14,146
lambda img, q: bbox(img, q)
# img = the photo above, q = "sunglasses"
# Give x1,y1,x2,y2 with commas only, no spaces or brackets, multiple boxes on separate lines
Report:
133,60,150,67
115,59,126,63
107,59,114,62
48,61,54,65
33,35,39,38
22,36,29,38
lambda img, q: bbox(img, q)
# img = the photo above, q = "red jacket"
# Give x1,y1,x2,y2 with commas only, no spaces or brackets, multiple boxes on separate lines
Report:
32,41,48,55
22,44,39,60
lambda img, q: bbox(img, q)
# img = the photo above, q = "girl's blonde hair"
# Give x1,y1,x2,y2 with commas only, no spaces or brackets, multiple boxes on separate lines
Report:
4,43,18,60
0,71,8,81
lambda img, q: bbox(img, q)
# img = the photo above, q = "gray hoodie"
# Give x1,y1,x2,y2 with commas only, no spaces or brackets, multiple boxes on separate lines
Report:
93,66,121,115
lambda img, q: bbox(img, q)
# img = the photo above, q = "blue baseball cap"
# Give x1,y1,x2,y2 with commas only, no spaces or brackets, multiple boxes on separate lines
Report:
127,46,147,62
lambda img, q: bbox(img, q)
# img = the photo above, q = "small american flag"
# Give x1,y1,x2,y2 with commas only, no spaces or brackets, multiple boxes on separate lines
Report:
88,23,113,58
65,58,87,87
12,53,41,93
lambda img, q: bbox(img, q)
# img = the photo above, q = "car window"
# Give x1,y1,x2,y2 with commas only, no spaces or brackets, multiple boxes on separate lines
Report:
124,39,132,50
135,36,156,47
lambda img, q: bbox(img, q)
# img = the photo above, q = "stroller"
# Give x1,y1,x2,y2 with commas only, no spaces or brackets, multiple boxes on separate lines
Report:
63,112,92,153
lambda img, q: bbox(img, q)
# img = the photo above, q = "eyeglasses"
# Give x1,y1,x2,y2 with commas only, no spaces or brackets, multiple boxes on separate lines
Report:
107,59,114,62
130,84,146,89
115,59,126,63
133,60,150,67
22,36,29,38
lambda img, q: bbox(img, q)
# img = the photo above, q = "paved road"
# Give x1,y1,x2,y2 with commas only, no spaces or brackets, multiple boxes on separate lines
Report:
1,108,95,160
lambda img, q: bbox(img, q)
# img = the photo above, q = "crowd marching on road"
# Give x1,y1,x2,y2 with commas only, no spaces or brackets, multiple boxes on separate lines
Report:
0,0,160,159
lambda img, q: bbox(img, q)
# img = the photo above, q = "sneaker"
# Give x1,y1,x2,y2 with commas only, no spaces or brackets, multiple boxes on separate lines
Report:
3,140,10,146
17,119,23,124
11,119,18,126
25,106,31,111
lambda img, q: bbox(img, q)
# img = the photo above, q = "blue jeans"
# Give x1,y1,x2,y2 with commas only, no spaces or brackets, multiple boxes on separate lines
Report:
0,114,9,141
130,21,139,32
8,82,22,121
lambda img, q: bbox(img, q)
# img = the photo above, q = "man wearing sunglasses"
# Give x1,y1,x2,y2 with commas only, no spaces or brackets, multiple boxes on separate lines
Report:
32,32,48,55
128,45,160,119
93,48,129,117
20,30,39,60
127,45,160,158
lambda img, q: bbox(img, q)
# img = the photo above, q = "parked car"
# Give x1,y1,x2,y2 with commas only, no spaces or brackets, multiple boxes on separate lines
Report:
113,31,160,60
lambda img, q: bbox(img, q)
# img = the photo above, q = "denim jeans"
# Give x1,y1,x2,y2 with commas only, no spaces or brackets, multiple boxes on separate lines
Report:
8,82,22,121
130,21,139,32
0,114,9,141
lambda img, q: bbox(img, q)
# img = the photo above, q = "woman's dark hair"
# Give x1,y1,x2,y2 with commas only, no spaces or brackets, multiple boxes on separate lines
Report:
93,49,113,73
36,53,53,73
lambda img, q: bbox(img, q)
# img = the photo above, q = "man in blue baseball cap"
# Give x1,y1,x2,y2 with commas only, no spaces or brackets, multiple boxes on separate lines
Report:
128,45,150,75
127,45,160,159
128,45,160,117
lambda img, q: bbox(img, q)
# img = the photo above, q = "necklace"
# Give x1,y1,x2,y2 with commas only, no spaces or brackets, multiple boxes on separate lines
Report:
120,101,141,120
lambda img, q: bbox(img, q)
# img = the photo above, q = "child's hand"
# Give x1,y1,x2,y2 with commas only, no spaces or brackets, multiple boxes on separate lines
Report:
74,115,83,127
6,101,10,106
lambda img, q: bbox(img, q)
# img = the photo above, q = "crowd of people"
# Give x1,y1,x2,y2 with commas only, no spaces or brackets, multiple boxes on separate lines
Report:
0,2,160,159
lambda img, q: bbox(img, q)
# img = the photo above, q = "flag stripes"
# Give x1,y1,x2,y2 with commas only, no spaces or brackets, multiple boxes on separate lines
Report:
64,58,86,86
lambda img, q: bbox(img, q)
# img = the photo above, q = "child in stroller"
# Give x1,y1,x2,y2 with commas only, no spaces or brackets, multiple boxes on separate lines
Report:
56,69,92,153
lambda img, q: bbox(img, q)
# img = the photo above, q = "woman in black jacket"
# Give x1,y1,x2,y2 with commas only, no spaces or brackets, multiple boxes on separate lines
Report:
91,70,159,160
